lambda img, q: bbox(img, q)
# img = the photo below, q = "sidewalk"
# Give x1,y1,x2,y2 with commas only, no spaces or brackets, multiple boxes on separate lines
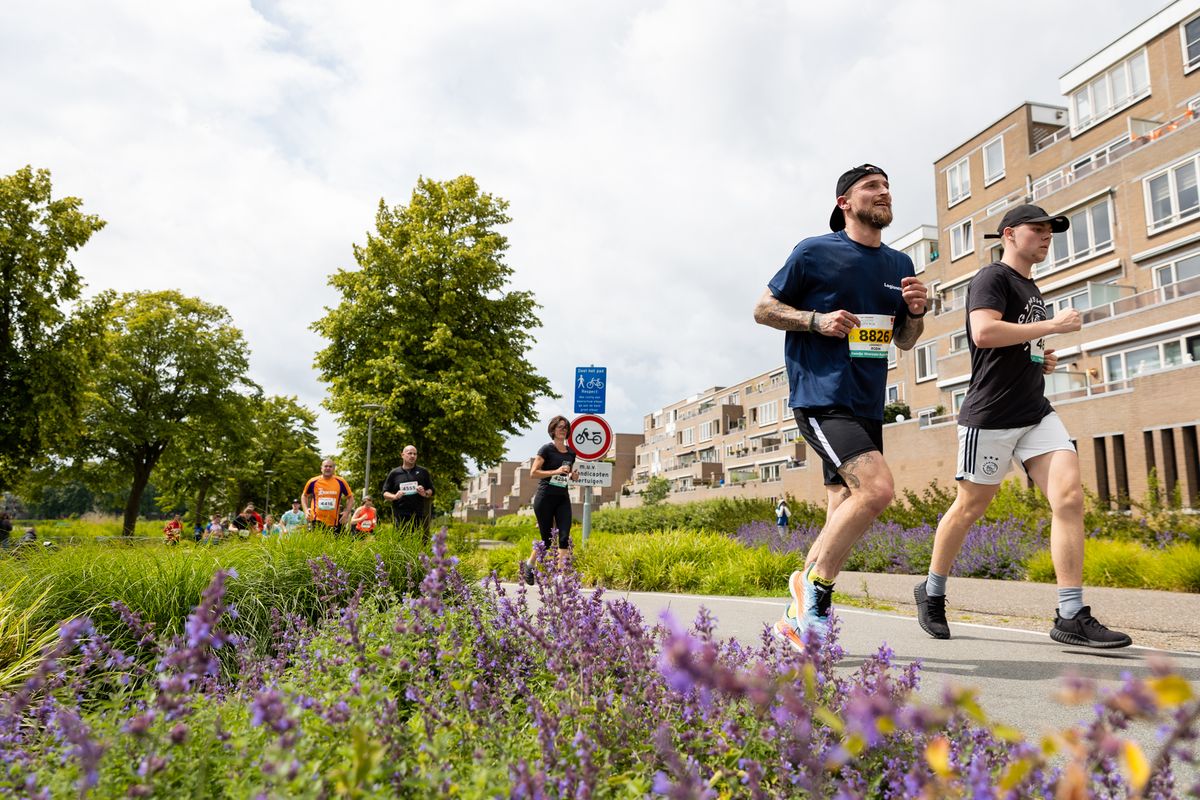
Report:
835,571,1200,653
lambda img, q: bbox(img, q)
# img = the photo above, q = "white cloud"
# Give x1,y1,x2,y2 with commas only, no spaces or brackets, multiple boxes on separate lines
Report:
1,0,1154,472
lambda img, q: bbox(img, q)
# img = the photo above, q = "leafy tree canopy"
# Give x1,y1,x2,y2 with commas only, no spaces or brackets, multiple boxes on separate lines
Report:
0,166,107,487
314,175,554,507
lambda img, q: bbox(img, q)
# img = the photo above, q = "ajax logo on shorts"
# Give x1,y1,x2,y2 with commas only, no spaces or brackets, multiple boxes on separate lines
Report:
981,455,1000,476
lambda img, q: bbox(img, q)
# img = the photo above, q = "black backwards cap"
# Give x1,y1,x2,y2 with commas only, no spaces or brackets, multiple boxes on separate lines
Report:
983,203,1070,239
829,164,888,232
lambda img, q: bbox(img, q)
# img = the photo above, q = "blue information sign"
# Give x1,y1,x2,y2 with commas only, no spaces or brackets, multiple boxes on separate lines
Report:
573,366,607,414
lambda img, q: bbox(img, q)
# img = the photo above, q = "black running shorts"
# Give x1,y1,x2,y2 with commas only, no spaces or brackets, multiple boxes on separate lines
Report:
792,407,884,486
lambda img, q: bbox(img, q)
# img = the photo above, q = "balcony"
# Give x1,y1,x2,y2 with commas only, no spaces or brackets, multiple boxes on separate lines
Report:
1081,274,1200,326
1031,107,1199,204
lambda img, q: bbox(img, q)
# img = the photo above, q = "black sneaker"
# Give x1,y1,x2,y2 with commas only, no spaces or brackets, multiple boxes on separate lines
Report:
1050,606,1132,649
520,560,535,586
914,580,950,640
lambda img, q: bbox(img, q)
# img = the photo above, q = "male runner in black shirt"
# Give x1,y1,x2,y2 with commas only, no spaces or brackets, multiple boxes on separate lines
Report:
381,445,434,537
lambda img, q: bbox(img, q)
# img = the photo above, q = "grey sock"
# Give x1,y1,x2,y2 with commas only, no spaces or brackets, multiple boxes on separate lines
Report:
926,571,947,597
1058,587,1084,619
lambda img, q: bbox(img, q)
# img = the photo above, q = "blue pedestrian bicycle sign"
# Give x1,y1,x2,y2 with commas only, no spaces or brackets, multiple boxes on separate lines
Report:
574,366,606,414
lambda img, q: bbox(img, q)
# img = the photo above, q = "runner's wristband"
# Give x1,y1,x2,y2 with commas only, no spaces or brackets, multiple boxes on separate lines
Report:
908,308,927,318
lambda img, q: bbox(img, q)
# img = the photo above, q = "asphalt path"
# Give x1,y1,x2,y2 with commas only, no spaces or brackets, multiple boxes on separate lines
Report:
510,582,1200,767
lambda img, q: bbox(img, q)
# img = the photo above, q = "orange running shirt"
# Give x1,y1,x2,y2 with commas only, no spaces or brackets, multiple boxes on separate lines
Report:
303,475,352,526
354,507,377,532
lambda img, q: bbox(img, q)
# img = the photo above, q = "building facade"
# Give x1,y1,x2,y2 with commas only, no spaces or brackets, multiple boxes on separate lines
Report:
626,1,1200,510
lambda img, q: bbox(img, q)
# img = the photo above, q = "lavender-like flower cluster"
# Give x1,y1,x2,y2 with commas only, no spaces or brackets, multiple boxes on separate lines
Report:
1,529,1195,797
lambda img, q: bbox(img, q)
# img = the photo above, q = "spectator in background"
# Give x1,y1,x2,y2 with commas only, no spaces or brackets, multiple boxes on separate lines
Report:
775,498,791,535
163,514,183,545
244,502,263,530
280,499,306,534
0,512,12,549
261,514,282,537
204,514,225,545
192,521,204,542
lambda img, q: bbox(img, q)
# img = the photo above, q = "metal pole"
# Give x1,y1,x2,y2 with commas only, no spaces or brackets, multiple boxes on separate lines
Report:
264,470,274,517
582,485,593,547
364,415,375,499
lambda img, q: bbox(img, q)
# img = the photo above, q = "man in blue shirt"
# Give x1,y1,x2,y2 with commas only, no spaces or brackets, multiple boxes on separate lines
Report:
754,164,928,647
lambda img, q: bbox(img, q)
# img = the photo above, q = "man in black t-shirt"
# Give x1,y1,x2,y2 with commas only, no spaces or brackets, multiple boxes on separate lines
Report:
381,445,434,537
914,204,1130,649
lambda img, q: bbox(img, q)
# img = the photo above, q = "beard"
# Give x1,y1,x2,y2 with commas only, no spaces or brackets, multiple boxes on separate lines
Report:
850,203,893,230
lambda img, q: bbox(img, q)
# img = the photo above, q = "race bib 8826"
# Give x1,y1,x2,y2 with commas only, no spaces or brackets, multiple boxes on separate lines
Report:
848,314,895,359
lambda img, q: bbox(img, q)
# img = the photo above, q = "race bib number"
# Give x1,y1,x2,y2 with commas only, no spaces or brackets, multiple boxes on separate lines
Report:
396,481,419,496
1031,337,1045,364
317,497,336,511
549,475,569,488
848,314,895,358
359,519,375,531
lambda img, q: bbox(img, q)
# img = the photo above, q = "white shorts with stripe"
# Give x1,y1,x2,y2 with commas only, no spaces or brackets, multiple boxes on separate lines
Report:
956,412,1074,485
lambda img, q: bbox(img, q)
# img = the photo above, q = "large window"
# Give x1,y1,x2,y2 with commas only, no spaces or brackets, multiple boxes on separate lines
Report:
1184,13,1200,72
941,283,969,315
915,342,938,382
1145,155,1200,232
951,388,968,414
950,219,974,261
678,427,694,445
1103,333,1200,381
698,420,718,442
1071,49,1150,132
947,158,970,206
886,384,902,403
1038,198,1113,274
903,240,936,274
949,329,970,353
983,136,1005,184
757,401,779,425
760,463,782,483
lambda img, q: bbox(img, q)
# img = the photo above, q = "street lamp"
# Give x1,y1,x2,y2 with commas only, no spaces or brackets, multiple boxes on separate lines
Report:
264,470,275,516
362,404,383,499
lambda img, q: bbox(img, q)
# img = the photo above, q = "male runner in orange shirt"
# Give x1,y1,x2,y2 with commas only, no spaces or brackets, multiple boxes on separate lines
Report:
301,458,354,534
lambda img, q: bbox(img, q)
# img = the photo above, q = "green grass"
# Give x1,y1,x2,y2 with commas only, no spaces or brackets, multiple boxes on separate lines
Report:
13,517,167,540
0,529,425,661
1025,539,1200,591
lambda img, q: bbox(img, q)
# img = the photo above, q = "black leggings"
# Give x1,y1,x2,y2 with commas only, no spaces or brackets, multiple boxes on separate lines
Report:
532,491,572,549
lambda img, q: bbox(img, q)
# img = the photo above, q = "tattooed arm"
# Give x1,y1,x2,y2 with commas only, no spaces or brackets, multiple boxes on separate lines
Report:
753,290,860,337
893,314,925,350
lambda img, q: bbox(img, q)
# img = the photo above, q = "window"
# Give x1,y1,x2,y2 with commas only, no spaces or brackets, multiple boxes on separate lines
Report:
757,401,779,425
886,384,901,403
769,371,786,387
1184,13,1200,72
903,241,934,274
917,407,939,427
699,420,718,442
947,158,970,206
760,463,781,483
887,344,897,369
1038,197,1113,275
988,243,1004,263
1071,49,1150,132
679,427,694,446
1103,333,1200,382
950,219,973,260
983,136,1005,184
915,342,938,382
950,330,969,353
951,388,968,414
1153,251,1200,287
941,283,969,314
781,427,800,444
1144,155,1200,232
725,391,739,405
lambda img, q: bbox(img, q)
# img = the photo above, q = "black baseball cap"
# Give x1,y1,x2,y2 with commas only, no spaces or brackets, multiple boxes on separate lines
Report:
983,203,1070,239
829,164,888,232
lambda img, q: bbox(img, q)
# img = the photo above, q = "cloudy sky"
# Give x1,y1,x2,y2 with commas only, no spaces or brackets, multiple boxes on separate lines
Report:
1,0,1158,467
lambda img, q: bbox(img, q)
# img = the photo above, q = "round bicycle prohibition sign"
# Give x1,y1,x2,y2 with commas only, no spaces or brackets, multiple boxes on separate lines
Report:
569,414,613,461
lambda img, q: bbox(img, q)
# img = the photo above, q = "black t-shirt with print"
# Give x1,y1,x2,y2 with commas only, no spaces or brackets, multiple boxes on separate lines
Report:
535,442,576,496
956,263,1054,429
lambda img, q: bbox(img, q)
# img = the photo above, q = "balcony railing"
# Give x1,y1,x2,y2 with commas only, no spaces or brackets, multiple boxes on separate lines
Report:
1030,107,1198,203
1032,125,1070,153
1081,274,1200,325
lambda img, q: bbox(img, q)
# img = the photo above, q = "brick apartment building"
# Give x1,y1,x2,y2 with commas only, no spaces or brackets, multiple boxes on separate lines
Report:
624,1,1200,510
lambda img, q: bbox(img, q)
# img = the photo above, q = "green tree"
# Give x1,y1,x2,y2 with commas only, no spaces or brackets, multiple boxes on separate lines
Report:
80,291,256,535
642,476,671,506
314,176,554,506
0,166,107,488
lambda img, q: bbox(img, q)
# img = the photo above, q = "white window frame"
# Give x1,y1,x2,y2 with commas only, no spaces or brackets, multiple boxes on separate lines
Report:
949,329,970,353
757,401,779,425
1152,248,1200,288
1144,154,1200,233
1035,196,1115,277
951,388,968,414
698,420,717,442
886,384,902,404
887,344,898,369
915,342,938,382
760,463,782,483
903,242,928,274
679,427,694,446
1102,332,1200,382
950,219,974,261
983,136,1005,185
947,158,970,207
1183,12,1200,74
941,283,969,315
1070,48,1151,134
917,407,939,427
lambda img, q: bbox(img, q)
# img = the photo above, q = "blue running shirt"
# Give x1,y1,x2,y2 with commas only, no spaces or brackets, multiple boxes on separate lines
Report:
767,231,915,420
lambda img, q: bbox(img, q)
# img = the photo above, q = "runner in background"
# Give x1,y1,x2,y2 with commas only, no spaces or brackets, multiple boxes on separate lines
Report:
302,458,354,535
351,496,378,537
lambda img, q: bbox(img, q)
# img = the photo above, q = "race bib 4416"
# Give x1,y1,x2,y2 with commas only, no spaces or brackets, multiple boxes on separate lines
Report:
848,314,895,358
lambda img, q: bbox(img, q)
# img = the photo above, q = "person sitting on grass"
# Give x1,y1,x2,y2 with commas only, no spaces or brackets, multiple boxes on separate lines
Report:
351,496,378,538
260,514,282,537
162,514,183,545
204,514,225,545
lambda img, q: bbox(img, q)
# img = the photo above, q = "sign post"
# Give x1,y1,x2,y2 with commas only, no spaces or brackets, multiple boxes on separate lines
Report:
569,413,613,548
